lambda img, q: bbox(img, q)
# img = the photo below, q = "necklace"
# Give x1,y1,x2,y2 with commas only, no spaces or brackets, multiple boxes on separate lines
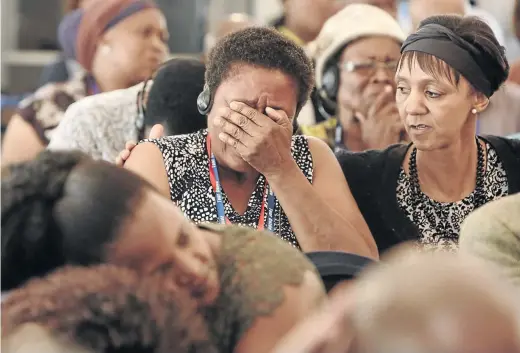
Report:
408,137,487,221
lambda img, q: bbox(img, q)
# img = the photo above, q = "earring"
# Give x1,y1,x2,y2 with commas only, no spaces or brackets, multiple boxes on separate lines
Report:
100,45,111,55
471,108,477,114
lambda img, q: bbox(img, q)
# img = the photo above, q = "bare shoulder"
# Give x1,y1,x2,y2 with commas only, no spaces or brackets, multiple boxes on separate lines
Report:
124,142,170,197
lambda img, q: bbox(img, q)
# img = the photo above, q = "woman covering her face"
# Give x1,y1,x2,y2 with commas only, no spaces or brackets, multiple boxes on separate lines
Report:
2,0,169,165
338,14,520,253
1,151,326,353
120,27,377,258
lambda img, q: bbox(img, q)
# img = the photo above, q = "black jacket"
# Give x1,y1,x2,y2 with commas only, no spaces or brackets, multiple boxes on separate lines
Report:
337,136,520,254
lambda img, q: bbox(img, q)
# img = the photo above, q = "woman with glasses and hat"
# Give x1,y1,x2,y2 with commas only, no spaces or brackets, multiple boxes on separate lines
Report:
300,4,408,152
338,14,520,254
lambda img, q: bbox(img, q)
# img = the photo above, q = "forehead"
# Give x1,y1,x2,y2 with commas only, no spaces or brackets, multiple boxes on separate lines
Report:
218,64,298,107
396,52,460,85
341,36,402,60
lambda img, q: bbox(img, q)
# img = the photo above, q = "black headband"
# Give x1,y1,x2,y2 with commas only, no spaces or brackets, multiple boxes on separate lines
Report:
401,24,493,97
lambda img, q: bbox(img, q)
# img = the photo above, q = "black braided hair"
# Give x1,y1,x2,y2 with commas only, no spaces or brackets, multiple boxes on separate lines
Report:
1,150,148,291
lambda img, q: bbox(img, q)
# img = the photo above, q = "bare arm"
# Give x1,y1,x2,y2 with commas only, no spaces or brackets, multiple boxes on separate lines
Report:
2,115,45,166
123,142,170,197
267,137,378,258
235,270,325,353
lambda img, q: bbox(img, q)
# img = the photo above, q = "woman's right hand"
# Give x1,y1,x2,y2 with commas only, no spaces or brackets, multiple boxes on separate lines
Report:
357,86,407,150
115,124,164,166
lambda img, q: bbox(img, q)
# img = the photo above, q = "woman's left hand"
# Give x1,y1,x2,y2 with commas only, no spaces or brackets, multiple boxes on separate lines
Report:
215,101,295,178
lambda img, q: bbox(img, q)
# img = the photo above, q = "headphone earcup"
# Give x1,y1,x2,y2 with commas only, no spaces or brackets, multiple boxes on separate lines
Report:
197,86,213,115
317,64,340,118
321,65,339,102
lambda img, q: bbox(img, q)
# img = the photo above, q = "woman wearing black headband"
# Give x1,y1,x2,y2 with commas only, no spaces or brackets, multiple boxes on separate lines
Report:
338,14,520,253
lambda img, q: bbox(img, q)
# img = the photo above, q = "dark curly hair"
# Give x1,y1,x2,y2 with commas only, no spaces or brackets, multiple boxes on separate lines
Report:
1,151,151,291
205,26,314,115
400,15,509,96
2,265,217,353
145,58,207,135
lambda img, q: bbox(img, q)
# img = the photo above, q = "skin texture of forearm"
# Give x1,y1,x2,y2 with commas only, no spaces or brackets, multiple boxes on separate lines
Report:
267,161,376,257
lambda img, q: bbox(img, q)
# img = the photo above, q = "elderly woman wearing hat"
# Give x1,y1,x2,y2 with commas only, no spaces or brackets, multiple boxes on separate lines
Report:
2,0,168,165
299,4,408,152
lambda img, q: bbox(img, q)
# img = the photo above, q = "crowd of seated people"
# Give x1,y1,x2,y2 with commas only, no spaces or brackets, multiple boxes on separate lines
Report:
2,0,520,352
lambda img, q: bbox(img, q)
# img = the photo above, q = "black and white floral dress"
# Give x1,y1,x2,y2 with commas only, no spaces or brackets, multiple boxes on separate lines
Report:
396,143,509,251
146,129,314,249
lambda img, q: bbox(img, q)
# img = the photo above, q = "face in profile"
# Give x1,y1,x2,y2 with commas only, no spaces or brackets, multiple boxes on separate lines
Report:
100,8,169,84
394,54,484,151
206,64,298,173
110,190,221,306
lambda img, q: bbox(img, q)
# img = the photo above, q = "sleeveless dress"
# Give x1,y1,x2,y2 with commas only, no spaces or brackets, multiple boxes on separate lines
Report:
396,143,509,252
199,224,324,353
146,129,314,249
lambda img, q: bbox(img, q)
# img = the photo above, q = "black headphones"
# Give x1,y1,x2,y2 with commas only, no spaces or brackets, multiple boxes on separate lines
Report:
315,55,341,120
197,84,213,115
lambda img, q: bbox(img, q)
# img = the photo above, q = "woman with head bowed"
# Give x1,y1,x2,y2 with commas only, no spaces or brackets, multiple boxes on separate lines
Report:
121,27,377,258
338,14,520,253
1,150,326,353
2,0,168,165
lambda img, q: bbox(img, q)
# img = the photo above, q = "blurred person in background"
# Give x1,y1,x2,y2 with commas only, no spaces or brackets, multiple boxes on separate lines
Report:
409,0,520,136
121,27,377,257
338,15,520,254
2,265,217,353
48,58,206,162
300,4,408,151
272,0,348,46
472,0,520,61
1,0,169,166
203,13,256,61
1,150,326,353
38,0,94,86
460,193,520,288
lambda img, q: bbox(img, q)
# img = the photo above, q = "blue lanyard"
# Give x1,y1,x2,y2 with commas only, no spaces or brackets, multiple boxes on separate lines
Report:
207,137,276,232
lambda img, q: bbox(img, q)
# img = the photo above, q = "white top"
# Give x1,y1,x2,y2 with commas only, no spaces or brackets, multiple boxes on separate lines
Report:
48,82,147,163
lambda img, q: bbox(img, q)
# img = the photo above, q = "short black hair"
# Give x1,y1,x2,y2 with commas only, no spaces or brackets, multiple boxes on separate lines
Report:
145,58,207,136
2,265,217,353
401,15,509,96
1,151,150,291
205,26,314,115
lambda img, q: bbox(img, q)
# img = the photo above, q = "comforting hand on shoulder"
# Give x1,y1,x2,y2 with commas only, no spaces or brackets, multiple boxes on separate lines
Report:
115,124,164,166
214,101,294,178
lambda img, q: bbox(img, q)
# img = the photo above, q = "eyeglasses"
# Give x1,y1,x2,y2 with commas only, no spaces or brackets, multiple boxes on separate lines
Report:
339,60,399,75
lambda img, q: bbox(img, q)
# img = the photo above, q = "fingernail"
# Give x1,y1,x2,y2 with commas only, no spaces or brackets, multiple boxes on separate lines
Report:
214,116,222,126
265,107,274,114
230,102,238,110
219,132,226,141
